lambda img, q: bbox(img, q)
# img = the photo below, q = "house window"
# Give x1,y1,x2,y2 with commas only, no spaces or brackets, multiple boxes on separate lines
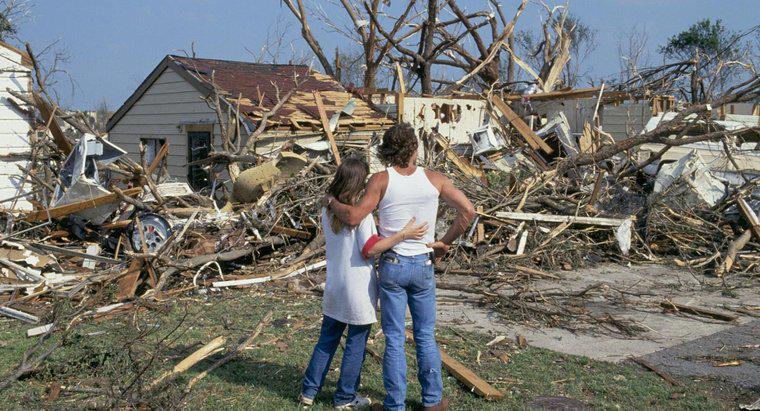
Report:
187,131,211,191
141,138,166,166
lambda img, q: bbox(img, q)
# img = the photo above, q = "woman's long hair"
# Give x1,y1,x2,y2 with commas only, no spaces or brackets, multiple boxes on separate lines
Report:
327,157,369,233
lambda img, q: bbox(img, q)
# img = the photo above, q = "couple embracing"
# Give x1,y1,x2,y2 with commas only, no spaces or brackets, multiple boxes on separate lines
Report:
299,123,475,410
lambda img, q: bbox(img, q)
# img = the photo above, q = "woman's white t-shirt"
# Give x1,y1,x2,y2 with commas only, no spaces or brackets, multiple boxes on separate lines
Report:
321,208,378,325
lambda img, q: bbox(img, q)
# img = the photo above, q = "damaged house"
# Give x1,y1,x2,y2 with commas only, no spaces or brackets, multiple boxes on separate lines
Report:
106,56,394,190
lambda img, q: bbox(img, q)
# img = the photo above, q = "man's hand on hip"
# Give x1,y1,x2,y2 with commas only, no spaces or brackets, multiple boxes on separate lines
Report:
427,241,450,261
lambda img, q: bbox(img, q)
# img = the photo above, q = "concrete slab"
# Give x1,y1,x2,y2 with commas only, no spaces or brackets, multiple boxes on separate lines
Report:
639,320,760,392
435,263,758,363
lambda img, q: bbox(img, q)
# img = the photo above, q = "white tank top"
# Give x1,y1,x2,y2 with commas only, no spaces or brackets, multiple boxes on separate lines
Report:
377,167,439,256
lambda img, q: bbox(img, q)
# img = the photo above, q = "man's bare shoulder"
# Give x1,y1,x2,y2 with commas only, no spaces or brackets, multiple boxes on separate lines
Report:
368,171,389,186
423,169,450,190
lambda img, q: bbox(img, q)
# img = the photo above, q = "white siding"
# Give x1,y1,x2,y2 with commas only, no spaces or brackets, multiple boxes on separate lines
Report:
602,101,649,141
109,67,222,182
0,45,32,210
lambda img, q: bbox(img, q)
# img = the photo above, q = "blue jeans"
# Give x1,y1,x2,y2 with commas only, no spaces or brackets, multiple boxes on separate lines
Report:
301,315,372,406
379,251,443,410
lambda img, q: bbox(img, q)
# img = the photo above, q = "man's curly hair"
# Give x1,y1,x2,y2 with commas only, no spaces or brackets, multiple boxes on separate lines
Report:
377,123,418,167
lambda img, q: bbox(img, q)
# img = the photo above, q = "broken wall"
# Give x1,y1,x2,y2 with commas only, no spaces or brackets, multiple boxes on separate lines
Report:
402,96,488,145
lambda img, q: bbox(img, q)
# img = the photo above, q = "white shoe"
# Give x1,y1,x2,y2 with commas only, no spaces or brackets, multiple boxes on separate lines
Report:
335,395,371,409
299,394,314,407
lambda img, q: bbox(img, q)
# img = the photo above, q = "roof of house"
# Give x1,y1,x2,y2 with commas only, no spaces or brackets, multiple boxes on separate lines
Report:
107,55,393,132
0,40,32,68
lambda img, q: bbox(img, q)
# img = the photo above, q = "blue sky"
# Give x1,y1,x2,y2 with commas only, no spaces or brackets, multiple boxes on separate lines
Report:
15,0,758,110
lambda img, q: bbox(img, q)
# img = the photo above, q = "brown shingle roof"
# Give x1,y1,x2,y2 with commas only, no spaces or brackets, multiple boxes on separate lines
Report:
169,56,392,131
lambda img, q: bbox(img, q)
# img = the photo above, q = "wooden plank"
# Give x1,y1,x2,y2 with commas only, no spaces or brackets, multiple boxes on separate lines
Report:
490,95,553,154
117,259,144,301
660,301,737,322
440,349,503,400
27,243,123,264
395,62,406,94
395,62,406,124
147,142,169,175
313,91,342,165
495,211,627,227
213,260,327,287
271,225,311,240
476,206,485,243
25,187,143,222
404,330,503,400
501,87,602,101
32,92,71,155
632,357,681,386
737,197,760,241
101,220,132,230
432,133,483,179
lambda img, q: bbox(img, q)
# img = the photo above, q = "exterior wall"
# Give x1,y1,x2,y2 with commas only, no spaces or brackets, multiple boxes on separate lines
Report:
602,101,650,141
402,96,488,145
0,45,32,210
108,66,221,183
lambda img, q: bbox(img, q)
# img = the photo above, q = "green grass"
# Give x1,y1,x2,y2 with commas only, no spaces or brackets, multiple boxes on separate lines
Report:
0,285,730,410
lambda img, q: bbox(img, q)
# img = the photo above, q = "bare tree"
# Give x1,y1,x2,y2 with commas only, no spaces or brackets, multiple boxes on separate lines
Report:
283,0,530,93
0,0,30,41
512,4,588,91
617,25,650,85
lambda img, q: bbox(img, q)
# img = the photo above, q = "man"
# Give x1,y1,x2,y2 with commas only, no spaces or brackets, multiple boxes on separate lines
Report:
326,123,475,410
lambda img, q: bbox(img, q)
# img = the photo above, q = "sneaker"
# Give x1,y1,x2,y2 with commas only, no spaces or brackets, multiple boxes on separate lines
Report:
335,395,372,409
299,393,314,407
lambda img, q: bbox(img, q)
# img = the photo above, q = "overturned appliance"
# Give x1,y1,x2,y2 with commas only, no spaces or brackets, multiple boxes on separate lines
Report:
52,134,128,225
468,124,504,156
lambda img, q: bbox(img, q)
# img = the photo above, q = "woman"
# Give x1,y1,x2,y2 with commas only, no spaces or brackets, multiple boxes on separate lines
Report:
300,158,427,409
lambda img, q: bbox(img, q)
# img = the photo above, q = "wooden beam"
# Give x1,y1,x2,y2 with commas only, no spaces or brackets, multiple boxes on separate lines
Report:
489,95,553,154
475,206,485,243
432,133,483,179
632,357,681,386
271,225,311,240
117,259,144,301
25,187,143,222
737,197,760,241
440,349,503,400
395,62,406,94
32,92,72,155
501,87,602,101
28,242,123,264
404,330,503,400
313,91,342,165
147,142,169,175
660,301,737,322
495,211,628,227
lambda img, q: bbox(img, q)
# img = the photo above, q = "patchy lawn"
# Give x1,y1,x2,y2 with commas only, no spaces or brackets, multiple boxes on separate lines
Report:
0,284,730,410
